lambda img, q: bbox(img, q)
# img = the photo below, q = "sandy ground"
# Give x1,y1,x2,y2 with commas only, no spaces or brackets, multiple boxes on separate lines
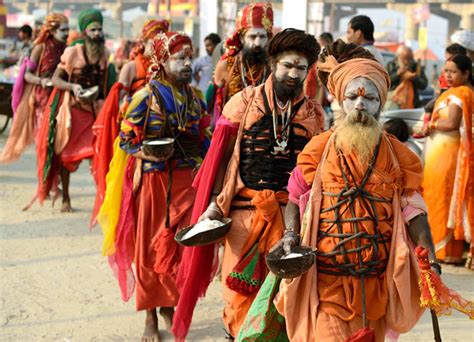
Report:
1,128,473,341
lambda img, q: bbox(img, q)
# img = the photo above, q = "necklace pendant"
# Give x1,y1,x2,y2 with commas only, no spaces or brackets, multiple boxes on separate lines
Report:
272,145,285,155
178,126,186,132
279,140,287,149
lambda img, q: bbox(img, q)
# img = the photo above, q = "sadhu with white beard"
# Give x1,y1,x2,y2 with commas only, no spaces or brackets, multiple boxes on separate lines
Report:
272,42,438,341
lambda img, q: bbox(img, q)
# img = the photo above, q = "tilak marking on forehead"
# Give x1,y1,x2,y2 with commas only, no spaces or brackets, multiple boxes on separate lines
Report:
357,87,365,97
279,52,308,66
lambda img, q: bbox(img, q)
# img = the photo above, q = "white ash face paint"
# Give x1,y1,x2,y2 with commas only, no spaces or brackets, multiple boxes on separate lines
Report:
342,77,381,119
53,23,69,43
165,45,193,84
242,28,268,50
274,51,309,85
85,22,103,40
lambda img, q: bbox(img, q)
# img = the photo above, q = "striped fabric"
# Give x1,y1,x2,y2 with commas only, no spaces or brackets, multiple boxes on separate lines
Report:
119,79,211,172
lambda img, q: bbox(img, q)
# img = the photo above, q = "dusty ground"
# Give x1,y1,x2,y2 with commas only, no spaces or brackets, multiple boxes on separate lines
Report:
1,131,473,341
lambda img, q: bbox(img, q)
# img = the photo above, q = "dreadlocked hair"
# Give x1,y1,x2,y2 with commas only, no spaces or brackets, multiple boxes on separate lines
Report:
318,39,376,87
267,28,320,67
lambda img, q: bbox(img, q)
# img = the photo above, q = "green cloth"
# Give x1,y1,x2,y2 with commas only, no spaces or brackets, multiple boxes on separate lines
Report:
237,273,289,342
78,9,103,32
106,63,117,94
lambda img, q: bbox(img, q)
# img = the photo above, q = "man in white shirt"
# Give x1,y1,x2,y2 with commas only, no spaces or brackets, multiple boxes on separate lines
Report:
192,33,221,94
346,15,384,65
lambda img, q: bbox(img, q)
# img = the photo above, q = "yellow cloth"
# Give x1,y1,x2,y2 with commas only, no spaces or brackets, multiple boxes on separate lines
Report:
97,137,129,256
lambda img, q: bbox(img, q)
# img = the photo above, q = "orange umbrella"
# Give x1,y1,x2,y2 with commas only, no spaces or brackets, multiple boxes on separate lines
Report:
414,48,439,61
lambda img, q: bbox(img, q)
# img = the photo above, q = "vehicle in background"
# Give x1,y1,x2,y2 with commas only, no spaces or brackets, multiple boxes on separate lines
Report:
380,108,425,158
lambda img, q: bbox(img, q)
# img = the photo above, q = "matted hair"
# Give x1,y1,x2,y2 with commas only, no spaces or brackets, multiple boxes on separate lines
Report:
267,28,320,67
317,39,376,87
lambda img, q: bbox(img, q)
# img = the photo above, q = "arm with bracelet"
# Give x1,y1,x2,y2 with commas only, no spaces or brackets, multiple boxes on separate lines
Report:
270,185,304,255
24,44,51,88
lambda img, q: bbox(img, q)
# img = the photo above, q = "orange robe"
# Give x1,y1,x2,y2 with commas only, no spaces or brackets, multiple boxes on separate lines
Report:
422,85,473,262
276,131,425,341
216,77,324,336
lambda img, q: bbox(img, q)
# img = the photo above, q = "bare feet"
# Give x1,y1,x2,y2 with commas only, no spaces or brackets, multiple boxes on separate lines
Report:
142,309,160,342
159,307,174,331
60,199,72,213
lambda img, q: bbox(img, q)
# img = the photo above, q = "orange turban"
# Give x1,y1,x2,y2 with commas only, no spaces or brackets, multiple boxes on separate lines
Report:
224,2,273,57
141,19,169,40
35,13,68,45
326,58,391,106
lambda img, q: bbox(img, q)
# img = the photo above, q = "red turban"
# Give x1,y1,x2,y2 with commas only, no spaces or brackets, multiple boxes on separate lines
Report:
236,2,273,33
224,2,273,57
35,13,68,45
150,32,193,73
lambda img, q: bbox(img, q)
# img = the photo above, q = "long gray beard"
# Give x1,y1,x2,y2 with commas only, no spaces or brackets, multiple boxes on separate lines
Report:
85,36,105,61
335,110,382,165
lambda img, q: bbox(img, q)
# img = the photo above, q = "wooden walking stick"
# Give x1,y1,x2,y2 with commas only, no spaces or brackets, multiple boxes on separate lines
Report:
430,309,442,342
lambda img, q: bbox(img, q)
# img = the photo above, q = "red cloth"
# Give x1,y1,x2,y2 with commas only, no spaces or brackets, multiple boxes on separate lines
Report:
90,82,128,226
415,246,474,318
345,328,376,342
61,106,94,170
36,88,63,204
172,117,239,340
135,168,195,310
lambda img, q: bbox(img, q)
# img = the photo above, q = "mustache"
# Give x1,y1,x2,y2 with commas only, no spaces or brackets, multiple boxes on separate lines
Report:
281,75,301,85
86,35,105,44
346,109,379,126
243,46,267,64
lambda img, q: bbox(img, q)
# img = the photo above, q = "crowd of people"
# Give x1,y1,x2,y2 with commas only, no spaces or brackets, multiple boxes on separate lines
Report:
0,3,473,342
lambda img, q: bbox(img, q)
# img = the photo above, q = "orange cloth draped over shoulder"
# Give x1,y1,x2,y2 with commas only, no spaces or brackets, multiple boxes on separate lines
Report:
216,77,324,337
422,85,473,261
130,54,150,94
275,131,425,341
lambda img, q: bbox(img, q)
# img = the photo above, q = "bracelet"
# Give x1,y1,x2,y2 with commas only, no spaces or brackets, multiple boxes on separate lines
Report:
429,261,442,275
284,227,300,238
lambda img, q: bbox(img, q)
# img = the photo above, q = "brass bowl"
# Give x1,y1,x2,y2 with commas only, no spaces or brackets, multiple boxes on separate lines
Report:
175,218,232,247
266,245,316,279
142,138,175,158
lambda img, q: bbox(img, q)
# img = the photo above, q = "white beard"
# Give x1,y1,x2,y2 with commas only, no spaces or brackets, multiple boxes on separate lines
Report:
335,110,383,165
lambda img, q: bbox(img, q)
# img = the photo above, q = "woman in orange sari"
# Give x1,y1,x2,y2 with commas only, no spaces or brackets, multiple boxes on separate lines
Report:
422,54,473,267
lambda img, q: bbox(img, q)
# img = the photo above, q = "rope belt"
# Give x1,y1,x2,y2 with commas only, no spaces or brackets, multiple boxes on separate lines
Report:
316,137,391,328
316,138,390,278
